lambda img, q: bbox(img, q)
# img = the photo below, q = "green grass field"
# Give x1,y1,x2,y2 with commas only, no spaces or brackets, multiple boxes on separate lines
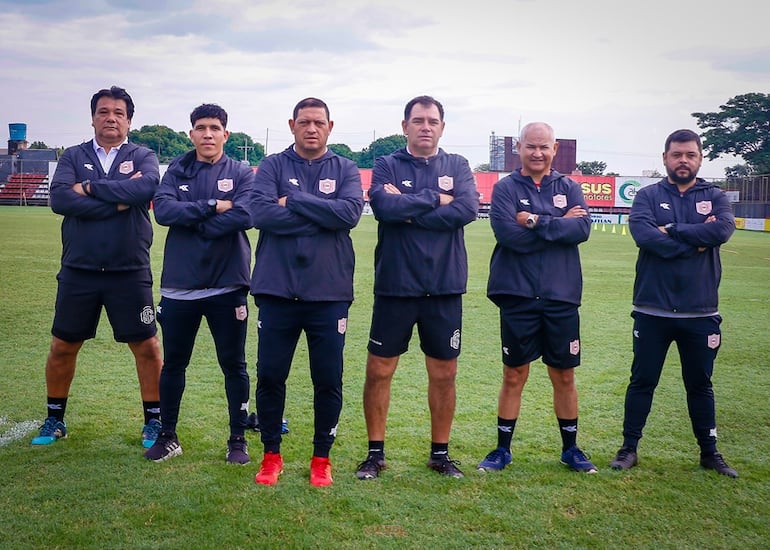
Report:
1,205,769,549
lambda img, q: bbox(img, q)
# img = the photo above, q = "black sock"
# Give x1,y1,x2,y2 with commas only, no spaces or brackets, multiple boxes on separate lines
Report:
143,401,161,424
46,397,67,422
558,417,578,451
430,442,449,460
367,440,385,458
497,417,517,450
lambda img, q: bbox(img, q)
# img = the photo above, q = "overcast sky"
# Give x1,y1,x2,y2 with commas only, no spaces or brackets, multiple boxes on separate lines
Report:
2,0,768,177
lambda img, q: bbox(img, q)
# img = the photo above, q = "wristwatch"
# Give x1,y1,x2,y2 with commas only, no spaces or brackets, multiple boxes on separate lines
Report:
525,213,538,229
81,180,91,195
207,198,217,214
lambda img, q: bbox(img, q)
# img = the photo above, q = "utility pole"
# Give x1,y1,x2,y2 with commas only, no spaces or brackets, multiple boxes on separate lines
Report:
238,142,253,164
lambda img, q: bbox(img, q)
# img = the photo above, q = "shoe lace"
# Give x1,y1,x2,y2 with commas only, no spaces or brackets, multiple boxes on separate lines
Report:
439,456,462,471
570,447,591,463
486,448,507,462
357,455,383,470
229,438,247,453
711,453,729,469
143,420,161,440
39,417,59,436
616,447,633,461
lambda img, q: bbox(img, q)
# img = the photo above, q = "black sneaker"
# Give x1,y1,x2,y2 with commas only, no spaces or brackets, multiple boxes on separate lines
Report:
144,431,182,462
355,454,386,480
700,452,738,478
226,435,250,465
427,454,464,478
610,446,639,470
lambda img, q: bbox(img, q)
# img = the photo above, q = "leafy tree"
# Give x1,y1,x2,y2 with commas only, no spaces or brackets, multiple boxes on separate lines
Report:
692,93,770,175
725,164,751,178
29,140,49,149
129,125,191,163
474,163,491,172
576,160,606,175
329,143,358,164
358,134,407,168
225,132,264,165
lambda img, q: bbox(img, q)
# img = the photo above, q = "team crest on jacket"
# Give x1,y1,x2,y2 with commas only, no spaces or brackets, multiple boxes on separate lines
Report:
696,201,712,215
569,339,580,355
338,317,347,334
707,333,720,349
218,178,234,192
319,178,336,194
553,194,567,208
119,160,134,175
438,175,454,191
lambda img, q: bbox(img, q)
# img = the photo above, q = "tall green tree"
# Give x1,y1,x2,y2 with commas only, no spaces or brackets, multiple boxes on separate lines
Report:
329,143,358,164
576,160,607,175
358,134,407,168
29,140,49,149
129,125,191,163
225,132,264,165
692,93,770,175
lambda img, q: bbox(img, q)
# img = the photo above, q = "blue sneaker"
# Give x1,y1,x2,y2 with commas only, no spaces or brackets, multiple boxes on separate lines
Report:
477,447,512,471
31,417,67,445
141,418,162,449
560,445,598,473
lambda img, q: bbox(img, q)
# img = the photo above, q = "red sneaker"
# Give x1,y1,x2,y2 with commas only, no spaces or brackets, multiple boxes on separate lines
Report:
255,452,283,485
310,456,333,487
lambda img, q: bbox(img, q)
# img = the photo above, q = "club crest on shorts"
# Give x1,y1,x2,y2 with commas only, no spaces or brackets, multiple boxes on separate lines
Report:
338,317,347,334
140,305,155,324
707,333,720,349
438,175,454,191
553,194,567,208
569,339,580,355
450,329,461,350
319,178,336,194
235,305,248,321
119,160,134,175
218,178,234,192
696,201,712,215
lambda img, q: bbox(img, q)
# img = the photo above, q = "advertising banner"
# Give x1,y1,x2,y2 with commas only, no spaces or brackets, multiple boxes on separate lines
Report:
614,177,660,208
571,175,615,208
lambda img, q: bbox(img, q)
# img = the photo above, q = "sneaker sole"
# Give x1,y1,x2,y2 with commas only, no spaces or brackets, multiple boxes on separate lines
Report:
146,446,183,462
226,456,251,465
31,434,67,445
477,464,507,472
255,470,283,485
560,460,598,474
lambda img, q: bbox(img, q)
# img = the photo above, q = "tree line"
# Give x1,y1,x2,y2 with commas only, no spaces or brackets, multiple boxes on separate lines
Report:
27,93,770,175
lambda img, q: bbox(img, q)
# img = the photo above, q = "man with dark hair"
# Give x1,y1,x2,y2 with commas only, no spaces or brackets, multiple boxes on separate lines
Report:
476,121,596,474
355,95,478,480
250,97,363,486
144,104,254,464
610,128,738,477
33,86,163,448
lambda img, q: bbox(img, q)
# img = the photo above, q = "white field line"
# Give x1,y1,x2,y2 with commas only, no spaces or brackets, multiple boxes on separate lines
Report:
0,417,40,446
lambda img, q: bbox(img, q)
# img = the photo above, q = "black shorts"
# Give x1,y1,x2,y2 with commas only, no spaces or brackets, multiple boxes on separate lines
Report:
498,296,580,369
51,266,157,343
368,295,462,360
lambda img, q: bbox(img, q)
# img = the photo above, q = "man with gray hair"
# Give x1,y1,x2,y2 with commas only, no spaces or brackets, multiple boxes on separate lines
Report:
477,122,597,474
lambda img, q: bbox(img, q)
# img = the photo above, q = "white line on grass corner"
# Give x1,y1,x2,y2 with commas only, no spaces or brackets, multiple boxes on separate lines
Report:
0,417,40,446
